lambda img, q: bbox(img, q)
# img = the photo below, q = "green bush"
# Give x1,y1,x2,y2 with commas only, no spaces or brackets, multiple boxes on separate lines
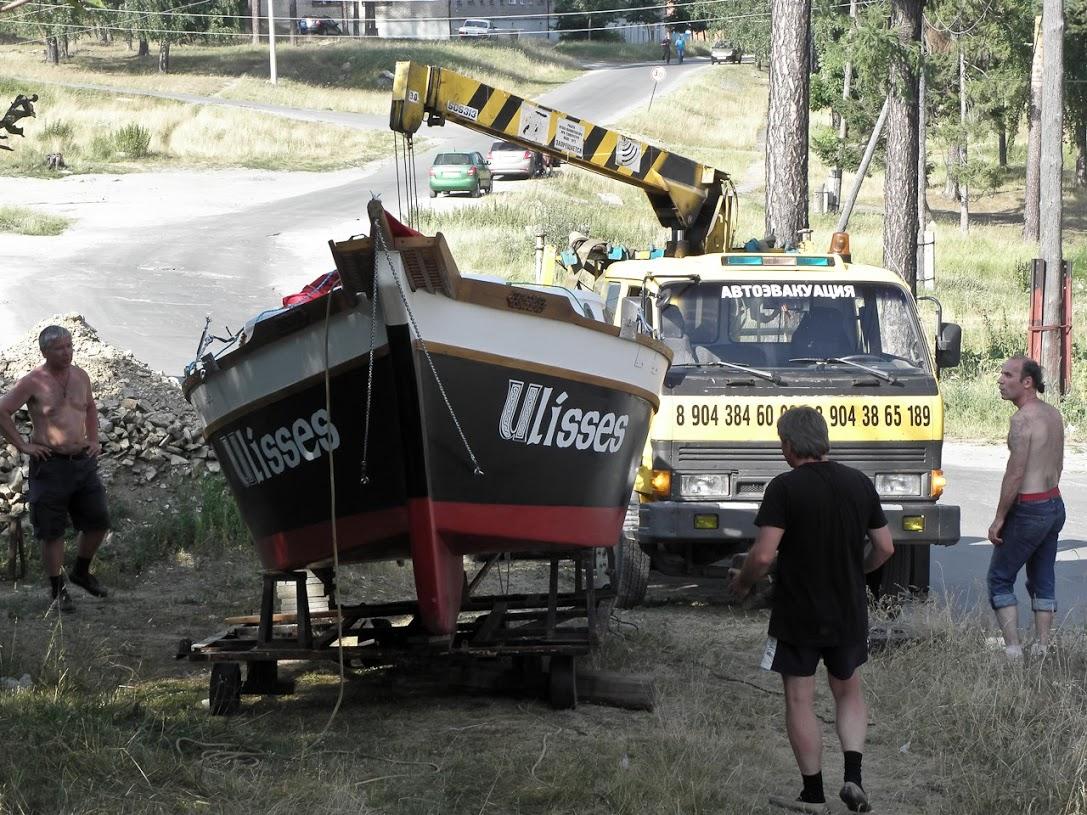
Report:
113,122,152,158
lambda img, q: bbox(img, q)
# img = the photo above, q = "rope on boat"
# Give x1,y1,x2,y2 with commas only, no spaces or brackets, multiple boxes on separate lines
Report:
314,290,347,742
373,225,484,477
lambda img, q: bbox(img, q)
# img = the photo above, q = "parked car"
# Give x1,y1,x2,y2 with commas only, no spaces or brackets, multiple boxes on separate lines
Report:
709,40,740,64
487,140,545,179
457,17,517,38
429,151,493,198
298,16,340,35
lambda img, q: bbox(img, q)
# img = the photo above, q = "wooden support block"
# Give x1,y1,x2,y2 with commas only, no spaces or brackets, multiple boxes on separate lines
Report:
576,669,655,711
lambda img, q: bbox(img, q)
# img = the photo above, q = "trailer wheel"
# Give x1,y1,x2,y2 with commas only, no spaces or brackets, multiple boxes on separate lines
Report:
613,533,650,609
209,663,242,716
548,656,577,709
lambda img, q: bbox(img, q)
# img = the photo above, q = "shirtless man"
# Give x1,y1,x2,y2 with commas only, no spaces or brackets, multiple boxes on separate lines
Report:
987,355,1065,657
0,325,110,612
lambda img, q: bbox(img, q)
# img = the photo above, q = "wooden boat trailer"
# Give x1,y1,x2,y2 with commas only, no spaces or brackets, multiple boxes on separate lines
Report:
179,550,652,714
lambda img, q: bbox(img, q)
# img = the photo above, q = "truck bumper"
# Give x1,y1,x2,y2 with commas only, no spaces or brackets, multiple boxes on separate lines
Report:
638,500,960,546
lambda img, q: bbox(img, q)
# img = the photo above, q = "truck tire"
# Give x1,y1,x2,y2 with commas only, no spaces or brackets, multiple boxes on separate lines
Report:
613,533,650,609
869,545,930,599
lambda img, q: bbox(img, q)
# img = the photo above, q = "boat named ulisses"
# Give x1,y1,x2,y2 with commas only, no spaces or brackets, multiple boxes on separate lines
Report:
184,203,671,634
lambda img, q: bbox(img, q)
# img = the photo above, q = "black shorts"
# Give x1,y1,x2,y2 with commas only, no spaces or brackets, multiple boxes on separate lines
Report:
760,636,868,680
28,454,111,541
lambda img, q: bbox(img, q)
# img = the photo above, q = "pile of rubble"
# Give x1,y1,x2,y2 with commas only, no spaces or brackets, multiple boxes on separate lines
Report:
0,315,218,526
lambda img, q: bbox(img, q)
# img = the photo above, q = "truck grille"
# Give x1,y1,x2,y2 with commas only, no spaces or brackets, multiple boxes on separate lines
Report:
674,442,930,468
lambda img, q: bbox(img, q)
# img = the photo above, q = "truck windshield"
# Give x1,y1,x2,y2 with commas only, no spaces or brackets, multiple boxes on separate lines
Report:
658,280,931,373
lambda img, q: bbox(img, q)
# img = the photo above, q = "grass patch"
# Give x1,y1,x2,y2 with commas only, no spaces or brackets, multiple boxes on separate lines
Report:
0,76,392,174
0,204,69,235
0,37,586,118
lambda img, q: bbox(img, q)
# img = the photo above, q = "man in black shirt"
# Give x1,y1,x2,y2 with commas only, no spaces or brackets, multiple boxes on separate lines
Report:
731,407,893,813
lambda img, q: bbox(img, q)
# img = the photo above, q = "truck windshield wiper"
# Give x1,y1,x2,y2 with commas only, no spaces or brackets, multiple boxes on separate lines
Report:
677,359,782,384
789,357,897,384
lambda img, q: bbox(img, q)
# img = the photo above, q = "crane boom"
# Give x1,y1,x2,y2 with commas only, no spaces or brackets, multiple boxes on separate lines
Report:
390,61,737,256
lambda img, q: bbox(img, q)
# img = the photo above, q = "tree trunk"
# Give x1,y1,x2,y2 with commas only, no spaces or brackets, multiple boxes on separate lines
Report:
943,144,959,199
98,25,108,44
765,0,810,248
997,126,1007,168
60,33,69,58
251,0,261,44
1076,124,1087,188
289,0,297,43
138,38,149,56
45,35,59,65
1024,15,1043,242
159,40,170,73
958,45,969,234
1039,0,1064,387
883,0,921,293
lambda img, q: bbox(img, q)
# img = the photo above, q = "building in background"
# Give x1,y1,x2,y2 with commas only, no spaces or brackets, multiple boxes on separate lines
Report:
294,0,555,39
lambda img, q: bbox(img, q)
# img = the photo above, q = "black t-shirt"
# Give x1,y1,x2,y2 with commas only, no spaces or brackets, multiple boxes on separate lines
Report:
754,460,887,647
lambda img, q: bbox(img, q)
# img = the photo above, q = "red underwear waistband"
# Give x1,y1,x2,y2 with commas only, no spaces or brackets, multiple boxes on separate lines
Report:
1018,487,1061,503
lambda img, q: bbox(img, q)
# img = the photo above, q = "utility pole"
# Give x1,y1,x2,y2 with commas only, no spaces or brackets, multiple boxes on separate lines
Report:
958,42,968,234
1024,16,1043,242
1039,0,1064,385
829,0,858,210
268,0,278,84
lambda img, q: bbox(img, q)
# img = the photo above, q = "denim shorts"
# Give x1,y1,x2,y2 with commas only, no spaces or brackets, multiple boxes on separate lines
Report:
987,497,1066,612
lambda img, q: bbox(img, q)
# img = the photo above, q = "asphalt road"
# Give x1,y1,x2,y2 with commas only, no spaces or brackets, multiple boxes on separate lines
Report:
5,59,708,377
935,444,1087,623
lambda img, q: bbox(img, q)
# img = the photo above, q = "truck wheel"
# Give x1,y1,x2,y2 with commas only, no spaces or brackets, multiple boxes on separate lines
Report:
613,533,650,609
869,545,930,600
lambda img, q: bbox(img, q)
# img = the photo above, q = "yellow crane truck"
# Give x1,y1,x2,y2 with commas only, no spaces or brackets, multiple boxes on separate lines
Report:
390,61,962,604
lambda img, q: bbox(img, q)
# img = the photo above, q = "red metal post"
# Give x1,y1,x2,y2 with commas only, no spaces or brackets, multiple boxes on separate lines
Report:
1028,258,1046,362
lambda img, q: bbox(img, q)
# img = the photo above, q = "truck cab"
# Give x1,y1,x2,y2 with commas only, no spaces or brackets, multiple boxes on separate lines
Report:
600,246,962,593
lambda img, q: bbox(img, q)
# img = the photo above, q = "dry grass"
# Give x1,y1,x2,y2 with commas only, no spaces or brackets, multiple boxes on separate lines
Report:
0,75,392,175
0,38,583,117
0,203,69,234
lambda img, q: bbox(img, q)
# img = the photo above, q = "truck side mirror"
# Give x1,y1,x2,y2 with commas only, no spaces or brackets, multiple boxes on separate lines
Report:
935,322,961,370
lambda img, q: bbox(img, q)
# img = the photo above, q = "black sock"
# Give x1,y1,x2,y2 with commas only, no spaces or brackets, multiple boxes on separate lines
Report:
800,771,825,803
50,575,64,597
843,751,863,787
74,556,91,577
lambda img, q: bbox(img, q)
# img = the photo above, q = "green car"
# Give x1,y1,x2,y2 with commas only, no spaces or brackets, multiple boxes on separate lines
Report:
428,151,493,198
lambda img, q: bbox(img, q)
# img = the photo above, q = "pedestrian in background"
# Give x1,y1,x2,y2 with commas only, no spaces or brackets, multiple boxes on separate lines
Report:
674,30,686,63
661,33,672,63
731,407,893,813
987,355,1065,658
0,325,110,613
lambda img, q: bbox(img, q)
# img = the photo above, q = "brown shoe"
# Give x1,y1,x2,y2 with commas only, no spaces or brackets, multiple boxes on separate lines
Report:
68,570,108,598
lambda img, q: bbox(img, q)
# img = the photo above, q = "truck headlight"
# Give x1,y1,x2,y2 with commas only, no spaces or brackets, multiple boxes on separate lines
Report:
679,473,731,499
875,473,922,497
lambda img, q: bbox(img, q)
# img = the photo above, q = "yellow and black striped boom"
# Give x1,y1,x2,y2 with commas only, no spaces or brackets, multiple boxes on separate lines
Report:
390,61,737,255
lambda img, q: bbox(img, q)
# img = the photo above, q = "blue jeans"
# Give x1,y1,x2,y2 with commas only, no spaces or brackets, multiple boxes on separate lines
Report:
987,497,1066,612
